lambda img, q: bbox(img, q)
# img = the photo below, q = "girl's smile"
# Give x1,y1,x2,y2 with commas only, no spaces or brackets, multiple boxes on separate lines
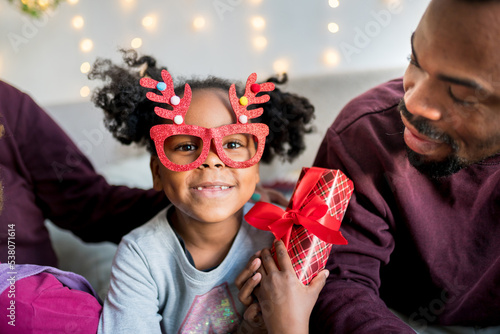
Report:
150,88,260,226
190,181,234,198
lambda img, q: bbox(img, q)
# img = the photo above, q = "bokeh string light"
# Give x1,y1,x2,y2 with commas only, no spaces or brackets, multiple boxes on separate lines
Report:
65,0,348,99
6,0,63,17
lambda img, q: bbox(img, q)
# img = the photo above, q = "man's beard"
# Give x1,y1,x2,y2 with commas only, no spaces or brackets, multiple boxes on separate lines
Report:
398,99,466,179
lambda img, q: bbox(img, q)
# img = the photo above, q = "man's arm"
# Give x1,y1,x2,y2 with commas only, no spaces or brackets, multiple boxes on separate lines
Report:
309,78,416,332
310,128,413,333
16,87,168,243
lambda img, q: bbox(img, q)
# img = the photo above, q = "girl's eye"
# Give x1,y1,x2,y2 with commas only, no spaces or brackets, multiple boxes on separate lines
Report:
175,143,198,151
224,141,242,149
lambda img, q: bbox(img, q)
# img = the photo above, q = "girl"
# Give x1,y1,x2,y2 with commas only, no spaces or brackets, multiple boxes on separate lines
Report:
89,50,315,333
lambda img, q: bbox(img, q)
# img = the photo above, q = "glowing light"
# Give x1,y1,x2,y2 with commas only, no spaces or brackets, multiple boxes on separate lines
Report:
328,0,340,8
131,37,142,49
328,22,339,33
273,59,290,74
67,0,79,4
142,15,156,29
80,38,93,52
252,36,267,50
80,62,91,74
250,0,263,4
120,0,134,9
72,16,84,29
251,16,266,30
383,0,402,6
193,16,206,30
323,49,341,67
37,0,49,9
80,86,90,98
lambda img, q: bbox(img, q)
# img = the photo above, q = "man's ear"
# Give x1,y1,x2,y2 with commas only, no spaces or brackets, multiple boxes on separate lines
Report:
150,156,164,191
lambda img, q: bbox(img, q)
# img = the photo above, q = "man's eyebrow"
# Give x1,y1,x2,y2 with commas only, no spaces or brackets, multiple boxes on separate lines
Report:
411,31,490,93
436,74,485,91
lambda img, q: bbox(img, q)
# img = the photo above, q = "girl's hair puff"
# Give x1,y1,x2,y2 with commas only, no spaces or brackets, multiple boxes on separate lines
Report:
88,49,165,152
254,73,315,163
89,50,315,163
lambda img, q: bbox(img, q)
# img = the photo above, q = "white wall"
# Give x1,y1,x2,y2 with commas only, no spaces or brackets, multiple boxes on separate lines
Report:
0,0,429,107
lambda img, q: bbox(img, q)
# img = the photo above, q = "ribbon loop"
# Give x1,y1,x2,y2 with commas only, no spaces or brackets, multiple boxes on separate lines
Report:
245,169,348,247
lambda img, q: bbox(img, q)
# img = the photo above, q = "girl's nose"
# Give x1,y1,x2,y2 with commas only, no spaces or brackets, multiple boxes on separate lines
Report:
199,140,224,169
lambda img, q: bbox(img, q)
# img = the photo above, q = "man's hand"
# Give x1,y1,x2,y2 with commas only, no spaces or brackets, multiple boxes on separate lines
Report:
236,240,329,334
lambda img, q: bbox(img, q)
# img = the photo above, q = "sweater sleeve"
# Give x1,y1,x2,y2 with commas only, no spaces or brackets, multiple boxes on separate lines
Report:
15,89,169,243
98,237,163,334
310,91,414,332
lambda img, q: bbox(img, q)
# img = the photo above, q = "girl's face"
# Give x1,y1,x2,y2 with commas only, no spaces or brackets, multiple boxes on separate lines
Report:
150,88,260,225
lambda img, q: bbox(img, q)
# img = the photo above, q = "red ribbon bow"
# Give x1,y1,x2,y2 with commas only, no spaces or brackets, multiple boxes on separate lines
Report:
245,168,348,248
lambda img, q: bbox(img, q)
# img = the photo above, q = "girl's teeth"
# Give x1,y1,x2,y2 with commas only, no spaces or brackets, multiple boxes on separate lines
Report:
196,186,230,190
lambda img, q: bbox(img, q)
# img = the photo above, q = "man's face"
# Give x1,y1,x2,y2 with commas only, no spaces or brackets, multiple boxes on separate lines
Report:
401,0,500,178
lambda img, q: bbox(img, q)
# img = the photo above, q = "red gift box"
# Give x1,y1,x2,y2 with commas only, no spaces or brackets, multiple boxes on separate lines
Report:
245,167,354,285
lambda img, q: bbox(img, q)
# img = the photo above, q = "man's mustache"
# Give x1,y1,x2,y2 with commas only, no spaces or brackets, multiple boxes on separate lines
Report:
398,99,457,149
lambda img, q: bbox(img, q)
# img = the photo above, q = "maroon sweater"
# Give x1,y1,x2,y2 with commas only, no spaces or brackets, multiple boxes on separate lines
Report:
0,81,168,267
311,78,500,332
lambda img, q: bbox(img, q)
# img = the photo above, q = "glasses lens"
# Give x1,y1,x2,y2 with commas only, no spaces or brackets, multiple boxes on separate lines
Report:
164,135,204,166
222,133,258,163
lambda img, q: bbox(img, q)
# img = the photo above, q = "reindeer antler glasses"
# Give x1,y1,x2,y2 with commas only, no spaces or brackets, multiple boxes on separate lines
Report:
140,70,275,172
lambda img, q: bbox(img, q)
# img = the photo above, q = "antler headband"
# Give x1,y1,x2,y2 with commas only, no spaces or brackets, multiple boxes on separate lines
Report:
140,70,275,125
139,70,275,171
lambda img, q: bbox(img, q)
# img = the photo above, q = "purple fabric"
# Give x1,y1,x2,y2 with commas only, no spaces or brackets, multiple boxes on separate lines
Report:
0,271,102,333
0,80,168,267
311,78,500,332
0,264,100,303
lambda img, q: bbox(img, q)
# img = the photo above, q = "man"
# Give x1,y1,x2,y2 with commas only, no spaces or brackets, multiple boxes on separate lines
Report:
311,0,500,332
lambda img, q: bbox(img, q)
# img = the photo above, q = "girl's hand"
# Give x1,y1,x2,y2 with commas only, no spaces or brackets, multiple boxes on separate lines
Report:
253,239,329,334
235,251,262,308
236,252,267,334
236,303,267,334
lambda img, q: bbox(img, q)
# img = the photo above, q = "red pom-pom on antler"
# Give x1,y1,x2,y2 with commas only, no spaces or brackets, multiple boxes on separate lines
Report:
229,73,275,124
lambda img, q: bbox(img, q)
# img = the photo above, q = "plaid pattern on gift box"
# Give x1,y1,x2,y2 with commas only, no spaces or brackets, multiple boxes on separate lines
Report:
272,168,354,285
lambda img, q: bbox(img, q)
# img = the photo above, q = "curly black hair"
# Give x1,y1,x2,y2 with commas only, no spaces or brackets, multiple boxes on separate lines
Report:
89,49,315,164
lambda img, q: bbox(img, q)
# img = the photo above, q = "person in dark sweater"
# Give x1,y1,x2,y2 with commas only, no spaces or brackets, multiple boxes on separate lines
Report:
0,80,170,267
236,0,500,332
309,0,500,332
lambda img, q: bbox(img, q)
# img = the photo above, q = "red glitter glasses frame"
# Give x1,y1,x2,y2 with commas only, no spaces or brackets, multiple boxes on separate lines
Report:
141,70,275,172
150,122,269,172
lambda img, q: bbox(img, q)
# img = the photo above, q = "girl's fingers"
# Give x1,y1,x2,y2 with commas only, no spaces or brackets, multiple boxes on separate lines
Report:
237,272,261,307
235,254,261,290
243,302,261,323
